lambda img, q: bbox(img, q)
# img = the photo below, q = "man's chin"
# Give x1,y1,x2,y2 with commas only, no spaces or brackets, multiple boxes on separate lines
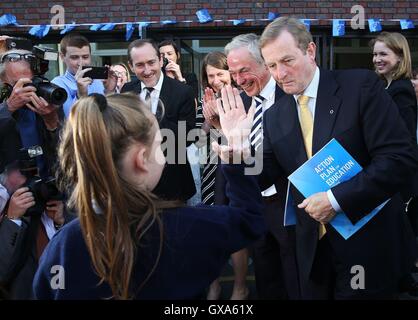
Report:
143,78,157,87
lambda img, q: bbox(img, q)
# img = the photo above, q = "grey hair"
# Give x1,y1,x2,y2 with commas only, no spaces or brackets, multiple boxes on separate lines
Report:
224,33,264,65
0,49,32,81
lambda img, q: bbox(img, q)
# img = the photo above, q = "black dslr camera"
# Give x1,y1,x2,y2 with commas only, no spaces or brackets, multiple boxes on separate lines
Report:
0,37,67,105
18,145,63,216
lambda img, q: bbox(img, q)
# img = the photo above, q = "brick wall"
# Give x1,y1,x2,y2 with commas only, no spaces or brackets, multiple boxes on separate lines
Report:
0,0,417,28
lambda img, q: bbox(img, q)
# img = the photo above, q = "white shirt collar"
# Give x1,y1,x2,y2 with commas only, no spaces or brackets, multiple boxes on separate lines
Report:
259,76,276,101
294,66,320,103
141,72,164,93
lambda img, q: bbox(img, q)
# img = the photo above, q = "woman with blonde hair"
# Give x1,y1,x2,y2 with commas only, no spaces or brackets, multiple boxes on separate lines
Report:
32,92,264,299
371,31,418,297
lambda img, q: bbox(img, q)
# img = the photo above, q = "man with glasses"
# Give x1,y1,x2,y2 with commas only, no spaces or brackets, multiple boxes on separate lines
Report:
0,49,60,175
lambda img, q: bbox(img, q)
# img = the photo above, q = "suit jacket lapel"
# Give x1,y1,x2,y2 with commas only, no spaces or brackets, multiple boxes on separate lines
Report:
312,69,342,155
159,76,170,106
276,94,308,170
274,84,285,101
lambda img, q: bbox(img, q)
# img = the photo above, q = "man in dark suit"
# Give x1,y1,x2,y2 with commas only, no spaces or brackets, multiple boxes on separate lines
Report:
121,39,196,202
224,33,300,300
218,17,418,299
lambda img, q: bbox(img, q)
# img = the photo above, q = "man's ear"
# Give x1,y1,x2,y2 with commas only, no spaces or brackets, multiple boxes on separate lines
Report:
134,146,149,173
306,42,317,62
128,61,135,73
59,52,65,61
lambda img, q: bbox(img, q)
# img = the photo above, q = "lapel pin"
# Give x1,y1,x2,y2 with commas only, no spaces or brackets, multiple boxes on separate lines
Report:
330,109,334,114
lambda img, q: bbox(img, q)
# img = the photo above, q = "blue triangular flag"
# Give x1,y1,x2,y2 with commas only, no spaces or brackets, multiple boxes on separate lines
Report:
267,12,280,21
332,19,345,37
233,19,246,26
368,19,382,32
161,20,177,25
138,22,150,39
90,24,104,31
0,14,17,26
196,9,213,23
300,19,311,31
100,23,116,31
60,22,77,35
29,25,51,39
0,14,18,27
126,23,135,41
400,19,415,30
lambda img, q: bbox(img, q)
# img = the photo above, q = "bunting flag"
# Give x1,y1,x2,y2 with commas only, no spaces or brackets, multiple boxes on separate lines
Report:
126,23,134,41
332,19,345,37
368,19,382,32
100,23,116,31
301,19,311,31
267,12,280,21
400,19,415,30
29,24,51,38
196,9,213,23
0,10,416,40
138,22,150,39
0,14,18,27
60,22,77,35
90,24,105,31
233,19,246,26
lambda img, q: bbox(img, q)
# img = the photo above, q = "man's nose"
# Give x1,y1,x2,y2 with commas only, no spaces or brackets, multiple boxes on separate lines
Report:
236,73,245,85
276,66,287,81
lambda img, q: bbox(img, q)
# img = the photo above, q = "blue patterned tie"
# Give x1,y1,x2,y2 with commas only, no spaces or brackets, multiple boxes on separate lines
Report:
249,95,265,151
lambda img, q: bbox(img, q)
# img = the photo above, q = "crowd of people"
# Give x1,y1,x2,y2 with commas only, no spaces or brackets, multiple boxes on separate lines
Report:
0,16,418,300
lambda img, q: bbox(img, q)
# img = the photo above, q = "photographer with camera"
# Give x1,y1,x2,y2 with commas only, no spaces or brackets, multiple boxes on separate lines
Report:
0,161,70,299
52,33,117,118
0,48,63,176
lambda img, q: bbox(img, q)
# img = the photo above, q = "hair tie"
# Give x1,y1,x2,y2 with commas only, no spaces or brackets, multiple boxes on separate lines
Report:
90,93,108,112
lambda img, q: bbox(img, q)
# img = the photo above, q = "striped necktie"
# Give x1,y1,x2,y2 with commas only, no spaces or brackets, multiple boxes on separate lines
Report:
298,95,326,239
144,87,154,110
249,95,265,151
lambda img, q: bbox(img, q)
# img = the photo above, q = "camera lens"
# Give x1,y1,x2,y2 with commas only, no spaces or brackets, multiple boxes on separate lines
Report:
37,82,68,105
50,87,67,105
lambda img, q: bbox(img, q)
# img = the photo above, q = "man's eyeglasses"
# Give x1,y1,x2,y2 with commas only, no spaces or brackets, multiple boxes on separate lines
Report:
1,52,36,64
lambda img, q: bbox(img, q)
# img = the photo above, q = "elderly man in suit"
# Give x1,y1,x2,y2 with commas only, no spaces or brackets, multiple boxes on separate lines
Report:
122,39,196,202
224,33,300,300
217,17,418,299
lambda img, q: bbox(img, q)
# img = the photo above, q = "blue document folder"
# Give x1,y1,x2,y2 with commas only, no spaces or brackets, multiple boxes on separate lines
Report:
287,138,388,239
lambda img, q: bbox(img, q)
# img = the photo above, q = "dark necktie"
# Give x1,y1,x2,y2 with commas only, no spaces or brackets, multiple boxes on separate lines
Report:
249,95,265,151
144,87,154,110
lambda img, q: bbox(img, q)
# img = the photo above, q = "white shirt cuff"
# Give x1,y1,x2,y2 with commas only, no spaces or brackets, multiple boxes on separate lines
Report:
9,218,23,227
327,189,342,212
